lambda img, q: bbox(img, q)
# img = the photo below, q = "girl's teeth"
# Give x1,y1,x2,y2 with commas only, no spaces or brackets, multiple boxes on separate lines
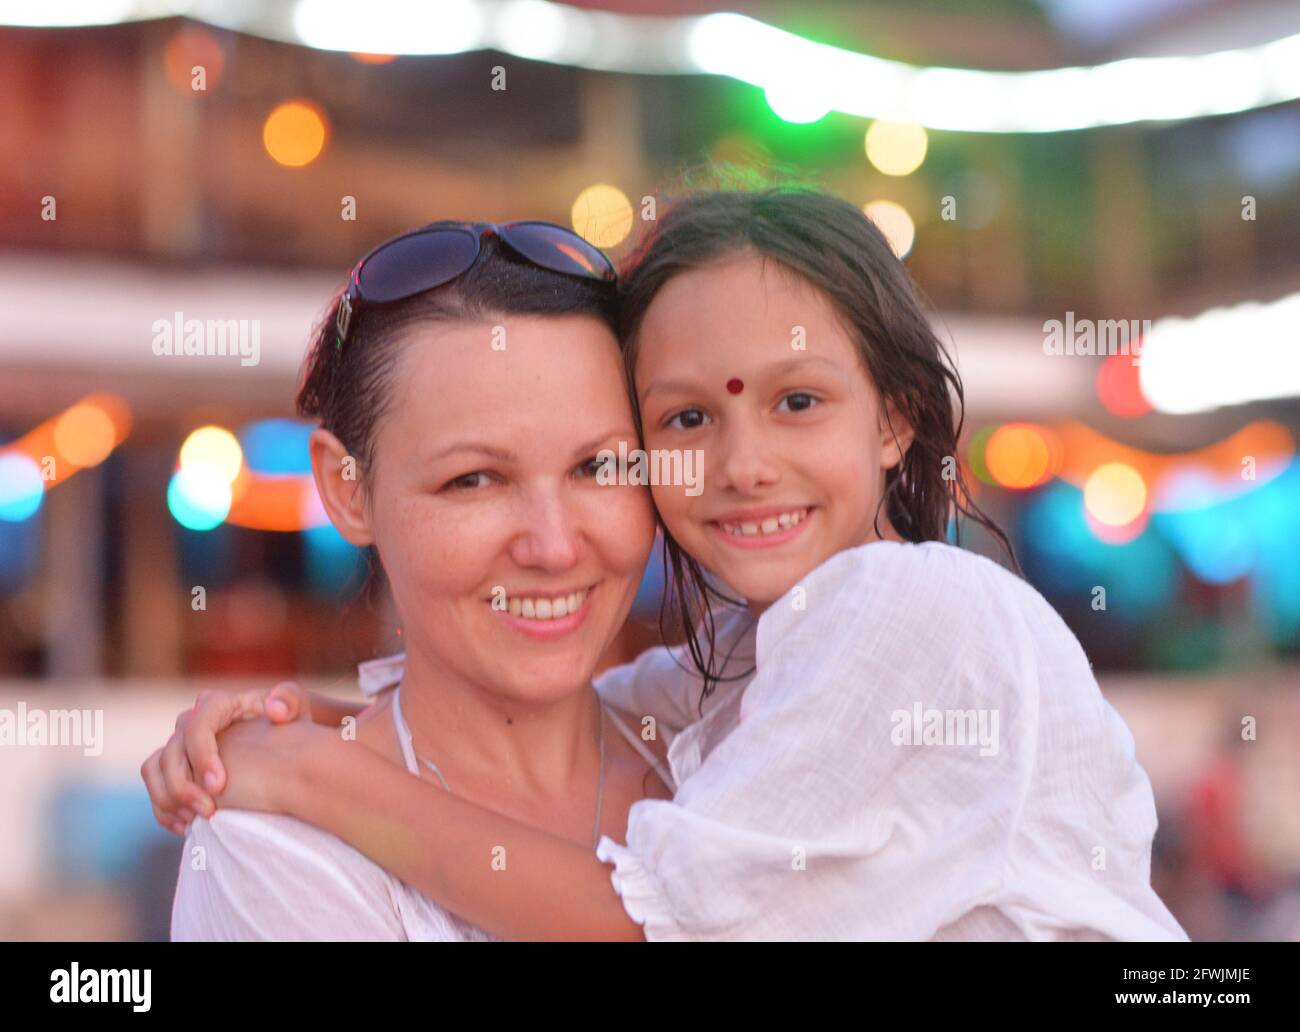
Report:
500,588,588,621
721,509,808,537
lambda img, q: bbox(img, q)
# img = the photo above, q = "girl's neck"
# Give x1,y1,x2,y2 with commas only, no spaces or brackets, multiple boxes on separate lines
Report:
392,641,604,798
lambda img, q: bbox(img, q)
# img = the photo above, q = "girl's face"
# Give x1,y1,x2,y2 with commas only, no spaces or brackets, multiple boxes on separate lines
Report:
317,313,655,705
634,250,913,609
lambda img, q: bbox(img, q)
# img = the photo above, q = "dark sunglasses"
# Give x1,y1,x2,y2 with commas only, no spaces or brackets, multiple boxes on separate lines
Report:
334,220,617,345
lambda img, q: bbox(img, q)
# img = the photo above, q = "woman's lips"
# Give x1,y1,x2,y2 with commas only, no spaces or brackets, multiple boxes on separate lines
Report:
706,506,815,550
489,585,596,640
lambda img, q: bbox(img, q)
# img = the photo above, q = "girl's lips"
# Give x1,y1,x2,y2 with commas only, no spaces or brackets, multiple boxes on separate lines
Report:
706,508,815,550
489,585,595,640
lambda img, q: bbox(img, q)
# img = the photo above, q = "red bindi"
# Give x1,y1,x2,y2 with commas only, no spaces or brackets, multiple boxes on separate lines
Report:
726,377,744,395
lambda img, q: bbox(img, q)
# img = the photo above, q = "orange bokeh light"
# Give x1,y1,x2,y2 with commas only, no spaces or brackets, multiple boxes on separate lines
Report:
985,423,1055,489
262,101,328,168
163,25,225,95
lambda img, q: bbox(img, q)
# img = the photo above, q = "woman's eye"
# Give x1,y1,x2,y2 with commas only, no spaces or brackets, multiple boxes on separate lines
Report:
445,471,490,491
577,454,615,479
776,392,818,413
664,408,710,431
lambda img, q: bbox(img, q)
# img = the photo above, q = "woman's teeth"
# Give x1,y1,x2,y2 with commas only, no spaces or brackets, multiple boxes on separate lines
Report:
504,588,588,620
717,508,809,538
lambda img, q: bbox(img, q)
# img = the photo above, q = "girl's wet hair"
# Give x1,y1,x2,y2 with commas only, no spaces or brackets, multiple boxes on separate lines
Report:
617,185,1017,706
297,228,618,480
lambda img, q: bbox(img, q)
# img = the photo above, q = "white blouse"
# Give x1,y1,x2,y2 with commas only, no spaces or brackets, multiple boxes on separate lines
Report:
175,539,1188,941
593,540,1188,941
170,689,666,941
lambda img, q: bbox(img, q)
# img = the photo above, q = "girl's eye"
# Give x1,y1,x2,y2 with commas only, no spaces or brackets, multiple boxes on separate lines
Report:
776,392,818,413
444,471,490,491
664,408,710,431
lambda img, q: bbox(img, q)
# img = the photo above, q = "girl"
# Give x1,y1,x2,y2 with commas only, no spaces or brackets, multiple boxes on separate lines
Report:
168,220,677,939
147,188,1186,941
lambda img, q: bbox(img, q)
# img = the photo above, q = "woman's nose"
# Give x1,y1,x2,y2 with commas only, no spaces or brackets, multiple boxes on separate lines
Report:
507,490,582,571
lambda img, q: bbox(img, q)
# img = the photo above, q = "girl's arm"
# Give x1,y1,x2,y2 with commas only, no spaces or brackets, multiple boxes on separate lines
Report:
288,729,646,941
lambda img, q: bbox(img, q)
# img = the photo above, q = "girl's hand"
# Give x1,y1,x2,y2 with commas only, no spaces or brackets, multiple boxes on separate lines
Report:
209,716,334,815
140,682,313,835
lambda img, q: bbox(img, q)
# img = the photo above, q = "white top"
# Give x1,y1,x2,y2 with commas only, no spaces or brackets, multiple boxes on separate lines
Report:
170,687,668,941
596,540,1189,941
174,539,1187,941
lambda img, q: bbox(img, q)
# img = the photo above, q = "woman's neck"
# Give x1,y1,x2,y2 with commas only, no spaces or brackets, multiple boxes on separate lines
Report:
392,641,605,800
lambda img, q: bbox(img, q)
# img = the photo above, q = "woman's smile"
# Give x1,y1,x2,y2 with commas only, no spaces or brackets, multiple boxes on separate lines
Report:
487,582,598,640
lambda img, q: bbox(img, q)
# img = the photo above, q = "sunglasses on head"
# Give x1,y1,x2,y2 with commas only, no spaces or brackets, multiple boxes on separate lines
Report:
334,220,617,345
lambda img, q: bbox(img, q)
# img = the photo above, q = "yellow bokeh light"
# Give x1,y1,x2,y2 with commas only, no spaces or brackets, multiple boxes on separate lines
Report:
1084,462,1147,526
53,403,116,468
180,426,243,483
863,200,916,259
263,100,328,168
985,423,1052,489
571,184,634,249
865,120,928,176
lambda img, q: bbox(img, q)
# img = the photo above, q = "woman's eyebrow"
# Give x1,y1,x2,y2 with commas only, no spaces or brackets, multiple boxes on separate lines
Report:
573,429,638,457
639,378,699,401
427,441,517,464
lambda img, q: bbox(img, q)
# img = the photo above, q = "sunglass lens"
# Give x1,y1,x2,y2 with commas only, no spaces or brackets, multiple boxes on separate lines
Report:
358,227,480,302
505,223,615,280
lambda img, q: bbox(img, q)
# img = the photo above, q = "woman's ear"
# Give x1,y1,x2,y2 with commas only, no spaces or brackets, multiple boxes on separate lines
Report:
878,398,916,471
309,428,373,546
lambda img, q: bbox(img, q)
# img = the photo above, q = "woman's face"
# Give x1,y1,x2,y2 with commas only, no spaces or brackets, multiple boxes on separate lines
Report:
634,250,912,609
340,313,655,705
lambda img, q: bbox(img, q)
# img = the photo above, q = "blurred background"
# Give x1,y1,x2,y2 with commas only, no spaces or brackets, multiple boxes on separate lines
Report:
1,0,1298,941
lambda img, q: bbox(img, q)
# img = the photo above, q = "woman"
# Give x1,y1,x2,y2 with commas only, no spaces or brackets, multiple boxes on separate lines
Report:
170,220,677,939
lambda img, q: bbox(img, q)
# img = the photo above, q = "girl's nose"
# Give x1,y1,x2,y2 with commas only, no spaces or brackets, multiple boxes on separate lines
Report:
715,421,781,495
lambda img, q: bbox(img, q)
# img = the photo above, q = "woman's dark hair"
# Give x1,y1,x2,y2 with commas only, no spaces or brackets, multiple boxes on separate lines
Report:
617,185,1018,706
296,225,619,619
297,226,618,480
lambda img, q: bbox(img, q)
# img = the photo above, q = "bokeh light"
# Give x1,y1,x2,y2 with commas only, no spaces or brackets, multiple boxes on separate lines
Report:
865,120,928,176
1084,462,1147,526
0,453,45,522
862,199,916,258
985,423,1053,489
262,100,328,168
163,25,225,94
571,184,634,248
1096,353,1152,418
53,402,116,468
167,467,232,531
180,426,243,483
765,82,830,123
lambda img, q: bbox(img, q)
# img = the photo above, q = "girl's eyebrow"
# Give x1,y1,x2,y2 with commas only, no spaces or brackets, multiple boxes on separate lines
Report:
641,355,846,401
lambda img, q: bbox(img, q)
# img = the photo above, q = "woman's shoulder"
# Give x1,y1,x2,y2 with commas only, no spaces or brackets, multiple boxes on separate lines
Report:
189,808,392,879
